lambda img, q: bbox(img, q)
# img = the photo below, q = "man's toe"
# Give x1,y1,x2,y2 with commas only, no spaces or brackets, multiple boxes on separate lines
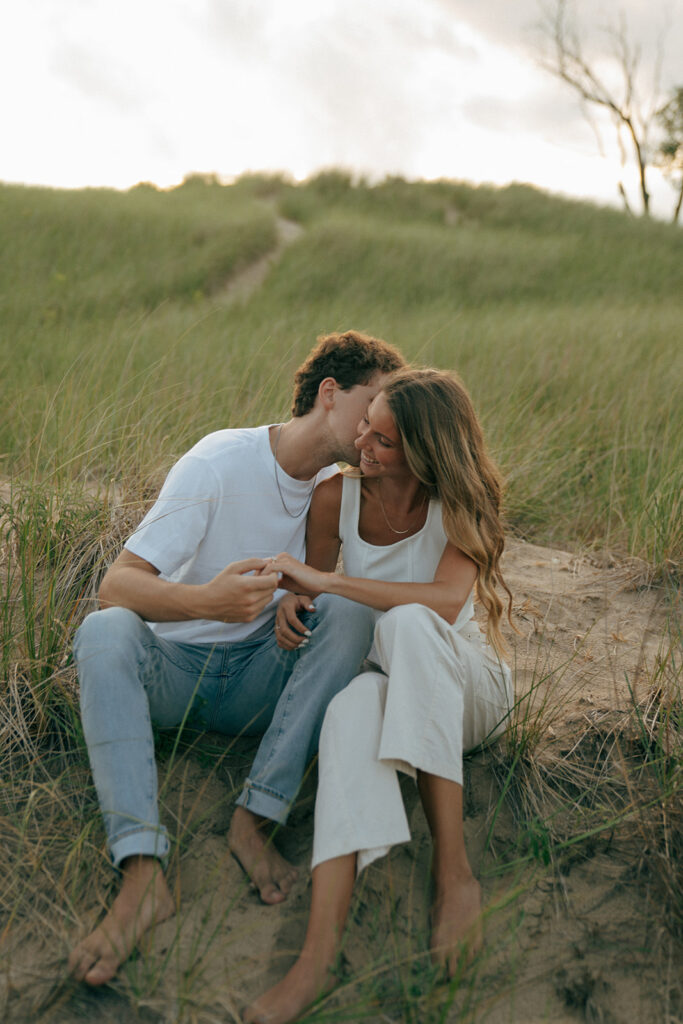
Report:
68,945,96,981
278,870,297,896
259,882,286,905
84,958,117,986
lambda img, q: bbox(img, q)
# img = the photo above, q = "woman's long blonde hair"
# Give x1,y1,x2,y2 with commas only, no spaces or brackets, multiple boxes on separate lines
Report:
383,367,513,655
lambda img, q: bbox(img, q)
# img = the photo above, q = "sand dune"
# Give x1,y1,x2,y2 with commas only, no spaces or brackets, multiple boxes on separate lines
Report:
2,538,678,1023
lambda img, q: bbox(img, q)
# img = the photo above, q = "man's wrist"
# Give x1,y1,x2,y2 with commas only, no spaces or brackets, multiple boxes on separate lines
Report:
177,582,210,620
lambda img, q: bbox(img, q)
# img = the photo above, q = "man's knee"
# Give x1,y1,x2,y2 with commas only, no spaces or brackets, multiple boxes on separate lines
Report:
309,593,376,640
305,595,376,672
74,606,147,667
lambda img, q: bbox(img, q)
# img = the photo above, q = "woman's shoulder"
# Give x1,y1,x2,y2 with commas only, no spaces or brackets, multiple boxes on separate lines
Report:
313,472,344,499
310,473,344,519
308,474,345,540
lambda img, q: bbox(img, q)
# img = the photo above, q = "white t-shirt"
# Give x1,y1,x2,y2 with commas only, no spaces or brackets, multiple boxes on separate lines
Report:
125,425,337,644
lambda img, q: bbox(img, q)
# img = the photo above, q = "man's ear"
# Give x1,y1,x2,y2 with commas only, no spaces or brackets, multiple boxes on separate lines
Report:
318,377,338,410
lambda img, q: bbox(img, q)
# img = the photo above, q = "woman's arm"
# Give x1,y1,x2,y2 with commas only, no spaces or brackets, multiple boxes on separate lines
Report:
275,476,343,649
305,475,343,573
273,540,477,626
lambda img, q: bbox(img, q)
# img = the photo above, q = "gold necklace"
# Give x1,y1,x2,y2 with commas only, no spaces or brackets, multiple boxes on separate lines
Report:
377,480,427,535
273,424,315,518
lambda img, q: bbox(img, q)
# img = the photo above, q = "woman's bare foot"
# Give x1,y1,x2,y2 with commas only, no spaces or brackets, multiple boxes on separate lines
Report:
228,807,298,905
68,856,174,986
430,872,483,976
243,949,338,1024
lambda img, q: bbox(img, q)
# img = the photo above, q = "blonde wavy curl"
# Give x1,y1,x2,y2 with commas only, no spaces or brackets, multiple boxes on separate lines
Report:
383,367,513,656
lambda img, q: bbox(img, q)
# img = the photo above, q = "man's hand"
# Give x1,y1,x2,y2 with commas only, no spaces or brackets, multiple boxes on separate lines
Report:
275,593,315,650
199,559,279,623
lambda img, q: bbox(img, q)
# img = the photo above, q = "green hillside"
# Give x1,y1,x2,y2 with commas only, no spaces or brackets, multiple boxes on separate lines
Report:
0,174,680,1024
1,172,681,570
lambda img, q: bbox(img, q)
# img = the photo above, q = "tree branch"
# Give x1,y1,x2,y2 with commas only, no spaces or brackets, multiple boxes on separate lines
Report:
536,0,671,217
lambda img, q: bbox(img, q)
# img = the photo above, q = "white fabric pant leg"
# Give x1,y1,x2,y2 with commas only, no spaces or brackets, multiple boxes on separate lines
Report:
374,603,512,785
311,603,512,875
313,670,411,874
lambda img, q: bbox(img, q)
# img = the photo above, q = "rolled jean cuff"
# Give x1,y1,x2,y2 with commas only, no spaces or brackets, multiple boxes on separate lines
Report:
235,779,291,825
109,826,170,869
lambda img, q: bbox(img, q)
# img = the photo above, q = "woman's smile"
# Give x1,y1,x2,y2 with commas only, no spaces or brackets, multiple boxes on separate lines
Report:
360,451,380,467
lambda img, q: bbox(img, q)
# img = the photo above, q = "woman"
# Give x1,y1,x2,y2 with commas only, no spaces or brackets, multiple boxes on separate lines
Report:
245,367,514,1024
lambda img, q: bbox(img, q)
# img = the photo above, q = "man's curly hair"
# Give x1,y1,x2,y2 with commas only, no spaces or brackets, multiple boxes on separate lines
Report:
291,330,405,417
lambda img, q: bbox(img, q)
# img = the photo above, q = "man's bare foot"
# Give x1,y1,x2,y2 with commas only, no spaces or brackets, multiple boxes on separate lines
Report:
228,807,298,905
430,872,483,976
68,856,174,986
243,949,338,1024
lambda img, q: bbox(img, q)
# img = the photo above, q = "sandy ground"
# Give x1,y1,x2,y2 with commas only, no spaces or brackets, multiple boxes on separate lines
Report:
2,536,679,1024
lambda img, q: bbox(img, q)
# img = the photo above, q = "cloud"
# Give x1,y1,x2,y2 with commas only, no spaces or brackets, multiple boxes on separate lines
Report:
461,88,591,149
269,6,429,174
431,0,538,53
202,0,287,62
381,3,479,62
435,0,682,87
50,44,142,112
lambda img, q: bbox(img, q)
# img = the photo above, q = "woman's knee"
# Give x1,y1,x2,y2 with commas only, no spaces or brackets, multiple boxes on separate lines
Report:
321,672,385,738
374,603,434,645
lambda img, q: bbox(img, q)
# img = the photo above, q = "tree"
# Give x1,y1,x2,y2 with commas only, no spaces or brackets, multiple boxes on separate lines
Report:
537,0,671,218
656,87,683,223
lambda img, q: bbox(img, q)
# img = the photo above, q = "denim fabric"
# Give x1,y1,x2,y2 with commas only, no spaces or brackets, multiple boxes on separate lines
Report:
74,595,375,866
235,594,376,822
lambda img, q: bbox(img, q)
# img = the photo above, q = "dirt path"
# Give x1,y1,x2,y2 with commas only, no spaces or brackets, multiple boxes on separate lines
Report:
216,216,304,306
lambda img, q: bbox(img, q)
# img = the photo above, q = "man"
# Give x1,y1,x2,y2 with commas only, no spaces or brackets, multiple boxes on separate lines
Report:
68,330,405,985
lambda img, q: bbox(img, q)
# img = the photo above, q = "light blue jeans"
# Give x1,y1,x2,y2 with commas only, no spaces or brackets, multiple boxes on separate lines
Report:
73,595,375,867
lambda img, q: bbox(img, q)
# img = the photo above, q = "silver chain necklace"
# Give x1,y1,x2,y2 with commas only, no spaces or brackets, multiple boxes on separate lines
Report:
273,424,315,518
377,479,427,535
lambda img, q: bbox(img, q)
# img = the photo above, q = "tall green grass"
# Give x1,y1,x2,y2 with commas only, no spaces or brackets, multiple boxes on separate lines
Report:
1,173,680,570
0,173,680,1018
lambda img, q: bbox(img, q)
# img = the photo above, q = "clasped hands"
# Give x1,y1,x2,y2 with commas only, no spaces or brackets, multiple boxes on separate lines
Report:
199,553,323,634
199,558,279,623
269,552,328,650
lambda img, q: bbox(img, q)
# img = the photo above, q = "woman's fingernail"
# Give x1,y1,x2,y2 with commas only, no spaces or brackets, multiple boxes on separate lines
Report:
304,629,312,637
298,639,309,647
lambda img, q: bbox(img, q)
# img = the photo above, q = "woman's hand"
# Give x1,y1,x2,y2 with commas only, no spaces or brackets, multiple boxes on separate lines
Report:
271,552,330,597
275,592,316,650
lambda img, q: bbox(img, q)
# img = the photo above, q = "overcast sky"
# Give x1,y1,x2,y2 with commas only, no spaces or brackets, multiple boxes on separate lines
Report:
2,0,681,216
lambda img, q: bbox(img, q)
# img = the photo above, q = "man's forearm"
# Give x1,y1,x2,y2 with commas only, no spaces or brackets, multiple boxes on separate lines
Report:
98,554,279,625
98,567,205,621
